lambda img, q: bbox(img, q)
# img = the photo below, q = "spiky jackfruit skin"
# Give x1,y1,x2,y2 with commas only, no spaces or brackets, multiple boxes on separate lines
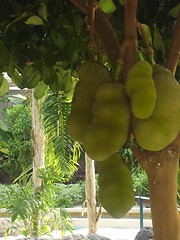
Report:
98,153,135,218
67,61,112,143
82,83,130,161
126,60,156,119
132,65,180,151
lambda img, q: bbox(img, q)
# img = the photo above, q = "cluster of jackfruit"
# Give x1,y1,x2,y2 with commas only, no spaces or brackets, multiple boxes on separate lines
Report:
67,59,180,218
67,61,131,160
68,59,180,153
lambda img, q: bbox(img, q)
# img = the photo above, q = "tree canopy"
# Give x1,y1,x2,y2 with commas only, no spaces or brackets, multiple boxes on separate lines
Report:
0,0,179,97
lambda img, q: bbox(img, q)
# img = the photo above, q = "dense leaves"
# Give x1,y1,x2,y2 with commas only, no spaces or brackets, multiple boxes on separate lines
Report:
0,0,178,95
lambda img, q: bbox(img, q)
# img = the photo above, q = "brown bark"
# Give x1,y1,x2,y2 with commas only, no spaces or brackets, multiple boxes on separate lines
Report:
148,155,180,240
132,133,180,240
121,0,138,83
165,11,180,75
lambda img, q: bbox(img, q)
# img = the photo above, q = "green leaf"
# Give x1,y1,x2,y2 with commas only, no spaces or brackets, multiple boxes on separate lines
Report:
153,24,165,54
170,4,180,18
0,120,8,131
23,65,40,89
74,14,83,34
138,24,152,46
12,70,25,89
42,66,58,85
0,41,11,67
0,78,10,96
50,30,66,48
34,81,48,100
99,0,116,14
0,74,4,87
38,3,48,21
64,72,73,93
25,15,45,25
0,146,8,154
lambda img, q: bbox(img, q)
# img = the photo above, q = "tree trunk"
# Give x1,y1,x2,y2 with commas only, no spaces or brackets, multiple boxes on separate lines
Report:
31,94,45,237
85,153,97,234
148,153,180,240
133,135,180,240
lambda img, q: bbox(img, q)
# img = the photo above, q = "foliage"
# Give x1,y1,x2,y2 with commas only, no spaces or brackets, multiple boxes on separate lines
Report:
2,178,73,237
0,101,32,182
53,182,85,208
0,0,178,96
131,166,149,197
41,91,81,181
178,165,180,207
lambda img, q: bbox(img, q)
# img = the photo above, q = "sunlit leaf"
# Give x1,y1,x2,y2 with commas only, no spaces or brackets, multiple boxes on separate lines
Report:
0,120,8,131
99,0,116,14
0,78,9,96
0,147,8,154
34,81,48,100
25,15,45,25
0,74,4,86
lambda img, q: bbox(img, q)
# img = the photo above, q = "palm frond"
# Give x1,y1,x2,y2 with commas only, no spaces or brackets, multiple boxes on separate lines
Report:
41,91,80,180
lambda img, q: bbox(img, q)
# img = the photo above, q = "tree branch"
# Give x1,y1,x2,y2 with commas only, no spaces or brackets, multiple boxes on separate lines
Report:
137,21,154,63
70,0,122,67
165,11,180,75
121,0,138,83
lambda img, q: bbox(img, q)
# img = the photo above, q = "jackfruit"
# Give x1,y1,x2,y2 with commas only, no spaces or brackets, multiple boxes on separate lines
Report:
82,83,130,161
126,60,156,119
67,61,112,143
98,153,135,218
132,64,180,151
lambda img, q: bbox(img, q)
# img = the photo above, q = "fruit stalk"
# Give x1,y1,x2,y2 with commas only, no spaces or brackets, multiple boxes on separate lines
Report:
70,0,122,67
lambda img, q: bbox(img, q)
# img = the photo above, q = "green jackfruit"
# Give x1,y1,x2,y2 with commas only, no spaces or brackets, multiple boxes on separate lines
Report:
67,61,112,143
82,83,130,161
98,153,135,218
126,60,156,119
132,64,180,151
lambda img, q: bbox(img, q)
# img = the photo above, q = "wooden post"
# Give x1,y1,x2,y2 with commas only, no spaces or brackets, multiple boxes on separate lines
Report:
85,153,97,234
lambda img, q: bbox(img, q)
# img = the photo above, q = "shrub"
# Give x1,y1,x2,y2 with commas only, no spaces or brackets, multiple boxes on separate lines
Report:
54,181,86,208
0,102,32,182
